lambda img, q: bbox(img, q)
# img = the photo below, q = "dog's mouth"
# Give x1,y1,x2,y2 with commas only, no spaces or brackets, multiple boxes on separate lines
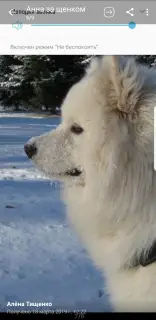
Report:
65,167,83,177
54,166,83,178
35,164,84,180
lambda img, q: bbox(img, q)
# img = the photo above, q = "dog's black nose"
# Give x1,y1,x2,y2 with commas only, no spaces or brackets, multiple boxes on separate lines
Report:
24,143,37,159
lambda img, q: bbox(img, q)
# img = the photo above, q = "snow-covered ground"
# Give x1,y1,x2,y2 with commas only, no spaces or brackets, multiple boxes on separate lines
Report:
0,113,110,313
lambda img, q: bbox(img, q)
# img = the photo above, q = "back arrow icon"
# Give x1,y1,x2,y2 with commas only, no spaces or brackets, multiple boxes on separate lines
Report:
9,9,14,16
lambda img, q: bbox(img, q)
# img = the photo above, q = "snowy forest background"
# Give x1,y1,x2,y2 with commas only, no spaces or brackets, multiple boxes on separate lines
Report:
0,55,156,114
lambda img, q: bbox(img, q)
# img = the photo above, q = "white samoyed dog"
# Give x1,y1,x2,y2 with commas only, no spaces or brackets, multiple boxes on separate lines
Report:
24,56,156,312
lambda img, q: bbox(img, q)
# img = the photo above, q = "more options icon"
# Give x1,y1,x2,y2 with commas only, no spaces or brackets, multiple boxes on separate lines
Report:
104,7,115,18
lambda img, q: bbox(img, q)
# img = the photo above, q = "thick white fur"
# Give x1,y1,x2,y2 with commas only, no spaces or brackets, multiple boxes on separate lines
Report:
26,56,156,311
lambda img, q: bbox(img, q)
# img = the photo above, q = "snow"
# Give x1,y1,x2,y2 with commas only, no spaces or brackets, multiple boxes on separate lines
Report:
0,112,111,313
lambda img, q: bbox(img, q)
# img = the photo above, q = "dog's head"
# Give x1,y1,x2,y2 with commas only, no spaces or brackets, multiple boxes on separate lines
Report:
24,56,155,191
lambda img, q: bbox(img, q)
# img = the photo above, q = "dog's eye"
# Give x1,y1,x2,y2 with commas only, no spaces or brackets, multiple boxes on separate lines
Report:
71,124,84,134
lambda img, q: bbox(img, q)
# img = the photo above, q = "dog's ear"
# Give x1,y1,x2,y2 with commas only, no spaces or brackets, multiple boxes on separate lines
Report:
106,55,144,114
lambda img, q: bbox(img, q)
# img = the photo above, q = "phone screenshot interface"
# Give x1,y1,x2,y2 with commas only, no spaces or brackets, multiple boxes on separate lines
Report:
0,0,156,314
